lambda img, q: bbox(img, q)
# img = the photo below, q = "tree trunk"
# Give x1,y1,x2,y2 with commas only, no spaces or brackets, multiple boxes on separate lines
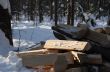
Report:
70,0,74,26
50,0,53,20
67,0,71,25
54,0,58,26
38,0,43,23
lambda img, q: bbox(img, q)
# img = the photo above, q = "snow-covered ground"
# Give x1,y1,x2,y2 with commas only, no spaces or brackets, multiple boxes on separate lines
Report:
12,17,56,51
0,30,36,72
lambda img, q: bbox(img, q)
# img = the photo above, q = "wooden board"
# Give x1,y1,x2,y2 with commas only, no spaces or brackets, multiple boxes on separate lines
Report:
44,40,91,51
17,49,48,57
17,49,59,57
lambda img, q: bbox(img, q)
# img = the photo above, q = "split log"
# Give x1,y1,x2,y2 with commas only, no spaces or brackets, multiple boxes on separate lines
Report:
17,50,74,65
71,51,102,64
44,40,91,51
20,53,68,72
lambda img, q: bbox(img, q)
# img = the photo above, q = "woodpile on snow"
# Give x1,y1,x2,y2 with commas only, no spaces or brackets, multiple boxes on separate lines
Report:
16,24,110,72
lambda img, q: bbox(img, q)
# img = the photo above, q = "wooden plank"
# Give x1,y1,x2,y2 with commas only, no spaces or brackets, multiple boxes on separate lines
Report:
71,51,102,64
17,49,59,57
44,40,91,51
17,49,48,57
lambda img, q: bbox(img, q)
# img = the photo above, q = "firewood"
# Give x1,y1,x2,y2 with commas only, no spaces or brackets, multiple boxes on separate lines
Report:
52,24,88,39
104,27,110,35
94,28,106,34
44,40,91,51
66,67,87,72
18,50,74,64
20,53,68,72
71,51,102,64
86,29,110,48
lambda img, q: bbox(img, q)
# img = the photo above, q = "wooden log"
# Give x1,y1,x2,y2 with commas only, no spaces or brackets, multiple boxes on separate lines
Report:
101,62,110,72
86,29,110,48
44,40,91,51
58,52,74,64
52,24,88,39
71,51,102,64
20,53,68,72
104,27,110,35
66,67,87,72
18,50,74,65
94,28,106,34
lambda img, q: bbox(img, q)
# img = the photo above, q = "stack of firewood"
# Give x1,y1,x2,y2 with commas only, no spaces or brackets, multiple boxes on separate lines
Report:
51,24,110,72
17,40,103,72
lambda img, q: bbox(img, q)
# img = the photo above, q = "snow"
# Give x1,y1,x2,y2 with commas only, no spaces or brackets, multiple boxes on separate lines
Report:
0,51,35,72
12,20,56,51
0,29,36,71
0,30,13,56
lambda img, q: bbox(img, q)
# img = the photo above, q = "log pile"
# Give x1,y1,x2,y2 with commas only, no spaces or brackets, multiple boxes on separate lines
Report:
16,24,110,72
51,24,110,72
17,40,103,72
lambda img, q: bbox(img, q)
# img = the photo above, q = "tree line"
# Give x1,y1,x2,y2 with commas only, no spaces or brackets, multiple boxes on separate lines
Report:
9,0,110,26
